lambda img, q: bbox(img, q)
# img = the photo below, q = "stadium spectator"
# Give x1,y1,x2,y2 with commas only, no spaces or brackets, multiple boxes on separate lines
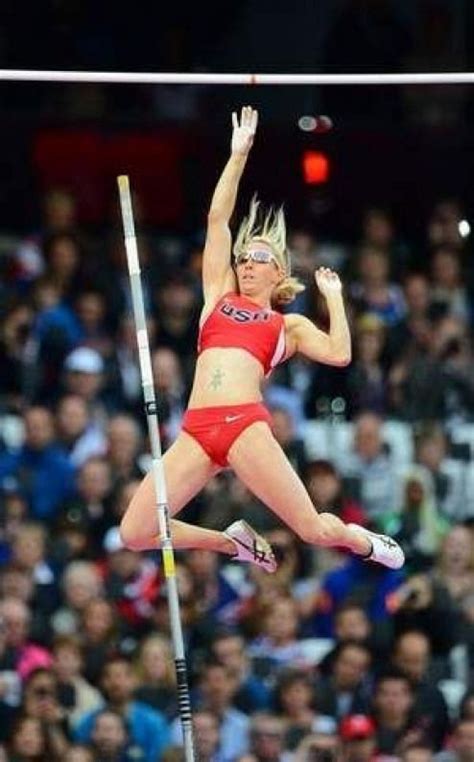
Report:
10,522,58,617
51,634,102,727
101,528,158,633
350,245,406,326
267,406,308,477
211,630,271,713
314,642,372,720
74,654,169,762
293,724,342,762
171,660,249,759
372,671,424,757
0,598,52,680
273,669,323,750
337,412,398,520
309,554,403,639
80,598,119,685
62,347,107,423
387,272,432,366
7,714,58,762
305,460,368,528
183,548,245,627
55,394,107,468
67,746,95,762
402,747,434,762
249,596,312,678
42,233,85,301
89,707,145,761
74,289,113,358
339,714,378,762
415,428,469,522
0,303,34,412
392,631,450,749
377,466,449,570
60,457,114,555
21,667,70,757
0,406,76,520
346,313,388,417
151,346,187,447
190,710,222,762
245,712,290,762
429,246,470,324
106,414,144,487
51,561,103,636
133,633,177,719
434,718,474,761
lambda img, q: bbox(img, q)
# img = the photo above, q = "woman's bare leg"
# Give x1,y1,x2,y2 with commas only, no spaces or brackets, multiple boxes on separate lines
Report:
120,431,234,554
227,422,371,556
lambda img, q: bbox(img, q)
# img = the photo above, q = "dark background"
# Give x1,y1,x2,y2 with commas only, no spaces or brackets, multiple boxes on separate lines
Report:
0,0,472,243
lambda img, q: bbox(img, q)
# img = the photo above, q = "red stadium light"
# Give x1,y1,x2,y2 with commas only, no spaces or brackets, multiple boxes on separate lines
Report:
302,150,330,185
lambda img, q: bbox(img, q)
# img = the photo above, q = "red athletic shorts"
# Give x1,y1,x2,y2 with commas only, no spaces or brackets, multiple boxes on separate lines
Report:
181,402,272,467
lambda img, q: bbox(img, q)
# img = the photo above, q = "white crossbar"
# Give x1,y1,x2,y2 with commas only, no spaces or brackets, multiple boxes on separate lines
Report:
0,70,472,85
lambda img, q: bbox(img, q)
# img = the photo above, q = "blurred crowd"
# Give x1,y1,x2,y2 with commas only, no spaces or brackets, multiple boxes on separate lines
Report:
1,187,474,762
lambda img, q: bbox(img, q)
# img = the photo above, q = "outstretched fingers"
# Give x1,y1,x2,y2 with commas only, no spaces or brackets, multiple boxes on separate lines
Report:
250,107,258,133
234,105,258,133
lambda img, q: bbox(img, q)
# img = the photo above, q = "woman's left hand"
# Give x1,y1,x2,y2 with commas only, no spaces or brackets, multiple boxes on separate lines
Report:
315,267,343,296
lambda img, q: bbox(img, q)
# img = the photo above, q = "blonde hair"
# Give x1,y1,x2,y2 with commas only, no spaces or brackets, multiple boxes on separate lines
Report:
135,633,176,687
233,196,305,306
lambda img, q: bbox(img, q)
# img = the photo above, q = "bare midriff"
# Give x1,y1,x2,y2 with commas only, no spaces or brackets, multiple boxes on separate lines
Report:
187,347,265,408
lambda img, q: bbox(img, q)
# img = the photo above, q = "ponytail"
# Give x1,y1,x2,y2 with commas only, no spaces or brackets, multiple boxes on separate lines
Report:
272,275,305,306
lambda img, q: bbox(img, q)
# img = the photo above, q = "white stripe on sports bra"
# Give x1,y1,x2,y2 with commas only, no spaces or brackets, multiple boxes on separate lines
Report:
269,324,286,371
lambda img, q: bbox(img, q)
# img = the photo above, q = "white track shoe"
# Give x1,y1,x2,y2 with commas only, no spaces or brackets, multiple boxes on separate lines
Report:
348,523,405,570
224,520,277,573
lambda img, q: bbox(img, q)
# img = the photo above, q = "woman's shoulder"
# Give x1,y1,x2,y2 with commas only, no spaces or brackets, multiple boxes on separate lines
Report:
283,312,306,329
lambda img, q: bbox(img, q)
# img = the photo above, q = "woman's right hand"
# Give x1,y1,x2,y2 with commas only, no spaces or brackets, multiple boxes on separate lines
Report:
231,106,258,156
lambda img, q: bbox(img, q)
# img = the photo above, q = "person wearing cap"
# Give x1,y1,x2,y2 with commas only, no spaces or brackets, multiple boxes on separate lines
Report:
62,346,109,425
340,715,378,762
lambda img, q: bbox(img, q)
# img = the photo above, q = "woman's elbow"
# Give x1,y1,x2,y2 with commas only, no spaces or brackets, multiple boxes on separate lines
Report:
207,209,228,226
332,351,351,367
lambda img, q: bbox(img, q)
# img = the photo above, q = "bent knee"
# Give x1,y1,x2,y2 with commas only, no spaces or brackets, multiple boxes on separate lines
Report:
119,514,149,551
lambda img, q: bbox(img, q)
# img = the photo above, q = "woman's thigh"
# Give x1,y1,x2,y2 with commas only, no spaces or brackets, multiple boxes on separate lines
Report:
121,431,218,541
227,422,319,540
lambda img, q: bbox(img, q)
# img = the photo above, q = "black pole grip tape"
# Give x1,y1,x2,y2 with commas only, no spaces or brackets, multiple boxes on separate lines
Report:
175,658,193,724
145,400,158,416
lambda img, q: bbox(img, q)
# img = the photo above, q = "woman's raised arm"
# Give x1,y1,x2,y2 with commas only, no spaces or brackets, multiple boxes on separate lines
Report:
202,106,258,307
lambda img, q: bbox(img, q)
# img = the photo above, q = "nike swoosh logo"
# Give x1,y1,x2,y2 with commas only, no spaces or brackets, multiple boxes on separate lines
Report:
225,414,244,423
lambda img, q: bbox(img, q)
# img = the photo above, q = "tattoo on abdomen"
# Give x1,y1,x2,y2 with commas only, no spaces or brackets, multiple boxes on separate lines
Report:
209,368,224,390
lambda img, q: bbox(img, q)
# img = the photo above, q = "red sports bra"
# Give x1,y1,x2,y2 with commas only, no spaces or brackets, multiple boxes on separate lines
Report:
198,292,286,375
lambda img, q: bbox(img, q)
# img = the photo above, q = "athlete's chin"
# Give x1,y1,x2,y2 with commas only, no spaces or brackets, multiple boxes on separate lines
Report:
239,281,258,295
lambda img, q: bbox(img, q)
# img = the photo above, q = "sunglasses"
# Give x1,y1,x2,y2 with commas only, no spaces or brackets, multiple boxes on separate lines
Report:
235,249,278,266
